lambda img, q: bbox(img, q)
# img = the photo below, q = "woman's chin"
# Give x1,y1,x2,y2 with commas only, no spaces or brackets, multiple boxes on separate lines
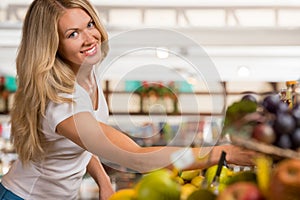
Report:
83,54,102,66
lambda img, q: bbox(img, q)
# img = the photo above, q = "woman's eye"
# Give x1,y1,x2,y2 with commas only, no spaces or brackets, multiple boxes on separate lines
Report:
68,31,78,38
88,21,95,28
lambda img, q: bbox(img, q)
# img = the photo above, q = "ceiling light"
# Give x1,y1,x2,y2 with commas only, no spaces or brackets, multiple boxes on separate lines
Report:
237,66,250,77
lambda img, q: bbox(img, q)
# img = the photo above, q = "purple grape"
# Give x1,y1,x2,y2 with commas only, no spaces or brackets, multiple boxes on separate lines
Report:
262,94,281,114
275,134,292,149
276,101,289,114
273,113,296,135
291,104,300,127
291,128,300,149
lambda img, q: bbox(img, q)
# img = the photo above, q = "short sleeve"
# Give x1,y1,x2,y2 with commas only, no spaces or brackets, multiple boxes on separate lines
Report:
45,84,94,133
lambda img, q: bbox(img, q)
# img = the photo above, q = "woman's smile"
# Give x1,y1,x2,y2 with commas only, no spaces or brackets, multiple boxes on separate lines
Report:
82,43,98,56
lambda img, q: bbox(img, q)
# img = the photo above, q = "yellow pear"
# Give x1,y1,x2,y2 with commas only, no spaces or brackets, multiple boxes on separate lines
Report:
180,169,201,181
191,176,205,188
181,183,197,200
109,189,136,200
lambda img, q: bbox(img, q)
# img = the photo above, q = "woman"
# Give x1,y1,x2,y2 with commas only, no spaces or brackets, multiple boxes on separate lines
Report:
0,0,257,199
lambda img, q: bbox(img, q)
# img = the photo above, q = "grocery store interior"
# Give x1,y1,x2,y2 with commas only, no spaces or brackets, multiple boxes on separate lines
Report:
0,0,300,199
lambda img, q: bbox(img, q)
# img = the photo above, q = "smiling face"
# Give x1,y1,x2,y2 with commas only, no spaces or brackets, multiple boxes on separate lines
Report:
57,8,102,73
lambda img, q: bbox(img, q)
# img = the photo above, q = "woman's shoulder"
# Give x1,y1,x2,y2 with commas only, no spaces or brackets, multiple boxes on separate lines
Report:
47,84,93,115
57,83,88,99
44,84,94,133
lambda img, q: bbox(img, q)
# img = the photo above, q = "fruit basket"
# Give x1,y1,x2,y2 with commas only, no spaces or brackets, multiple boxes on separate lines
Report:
223,94,300,160
230,135,300,159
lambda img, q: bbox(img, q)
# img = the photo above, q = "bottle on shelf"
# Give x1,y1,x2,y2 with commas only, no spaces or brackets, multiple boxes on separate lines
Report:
279,88,287,104
294,80,300,106
285,80,298,108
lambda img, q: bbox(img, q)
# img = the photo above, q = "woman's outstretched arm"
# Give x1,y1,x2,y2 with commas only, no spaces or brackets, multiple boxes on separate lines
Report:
57,112,257,173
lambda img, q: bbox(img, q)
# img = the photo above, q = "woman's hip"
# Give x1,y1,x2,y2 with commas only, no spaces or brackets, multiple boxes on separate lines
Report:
0,183,24,200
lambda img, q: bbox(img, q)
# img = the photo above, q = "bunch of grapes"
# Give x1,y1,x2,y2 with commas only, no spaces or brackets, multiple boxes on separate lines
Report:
245,94,300,151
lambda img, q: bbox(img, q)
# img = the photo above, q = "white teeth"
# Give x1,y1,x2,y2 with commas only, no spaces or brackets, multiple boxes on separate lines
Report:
86,46,96,54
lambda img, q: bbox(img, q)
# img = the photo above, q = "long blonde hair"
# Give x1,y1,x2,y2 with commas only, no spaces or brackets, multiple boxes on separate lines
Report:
10,0,109,164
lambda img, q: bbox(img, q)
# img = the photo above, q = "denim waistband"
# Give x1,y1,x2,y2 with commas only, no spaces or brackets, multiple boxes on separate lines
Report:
0,183,24,200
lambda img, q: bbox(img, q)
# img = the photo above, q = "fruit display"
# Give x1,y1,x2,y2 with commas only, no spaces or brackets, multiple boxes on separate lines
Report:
108,157,300,200
108,83,300,200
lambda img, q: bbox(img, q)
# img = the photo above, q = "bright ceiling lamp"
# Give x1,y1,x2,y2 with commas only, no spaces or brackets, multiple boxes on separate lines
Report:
237,66,250,77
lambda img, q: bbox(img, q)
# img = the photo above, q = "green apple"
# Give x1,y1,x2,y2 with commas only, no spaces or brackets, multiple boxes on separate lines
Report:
187,189,217,200
136,169,181,200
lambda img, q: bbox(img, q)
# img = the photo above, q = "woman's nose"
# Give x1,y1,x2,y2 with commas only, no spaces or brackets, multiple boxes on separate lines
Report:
82,30,94,45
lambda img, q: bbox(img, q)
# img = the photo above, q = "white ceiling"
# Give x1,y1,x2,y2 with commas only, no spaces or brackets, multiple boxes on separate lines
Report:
1,1,300,82
3,0,300,6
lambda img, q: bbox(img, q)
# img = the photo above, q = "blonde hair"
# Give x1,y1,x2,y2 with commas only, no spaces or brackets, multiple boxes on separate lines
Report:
10,0,109,164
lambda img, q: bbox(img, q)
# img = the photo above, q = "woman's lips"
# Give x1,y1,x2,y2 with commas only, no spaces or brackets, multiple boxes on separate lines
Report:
82,44,97,56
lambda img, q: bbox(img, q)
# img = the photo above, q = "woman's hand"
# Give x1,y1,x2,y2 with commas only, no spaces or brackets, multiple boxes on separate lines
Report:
99,175,114,200
218,145,259,166
85,155,115,200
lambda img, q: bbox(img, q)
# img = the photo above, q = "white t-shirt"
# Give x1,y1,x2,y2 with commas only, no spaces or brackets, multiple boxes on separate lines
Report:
1,79,109,199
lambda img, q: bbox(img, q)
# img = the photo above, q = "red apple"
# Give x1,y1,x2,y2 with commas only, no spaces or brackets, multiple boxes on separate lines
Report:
252,123,276,144
217,182,264,200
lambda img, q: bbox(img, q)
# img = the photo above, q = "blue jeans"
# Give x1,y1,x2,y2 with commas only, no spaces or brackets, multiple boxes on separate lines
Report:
0,183,23,200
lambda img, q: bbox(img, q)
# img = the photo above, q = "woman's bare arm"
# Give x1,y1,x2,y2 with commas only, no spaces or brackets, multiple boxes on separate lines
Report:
86,155,114,200
57,112,257,172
